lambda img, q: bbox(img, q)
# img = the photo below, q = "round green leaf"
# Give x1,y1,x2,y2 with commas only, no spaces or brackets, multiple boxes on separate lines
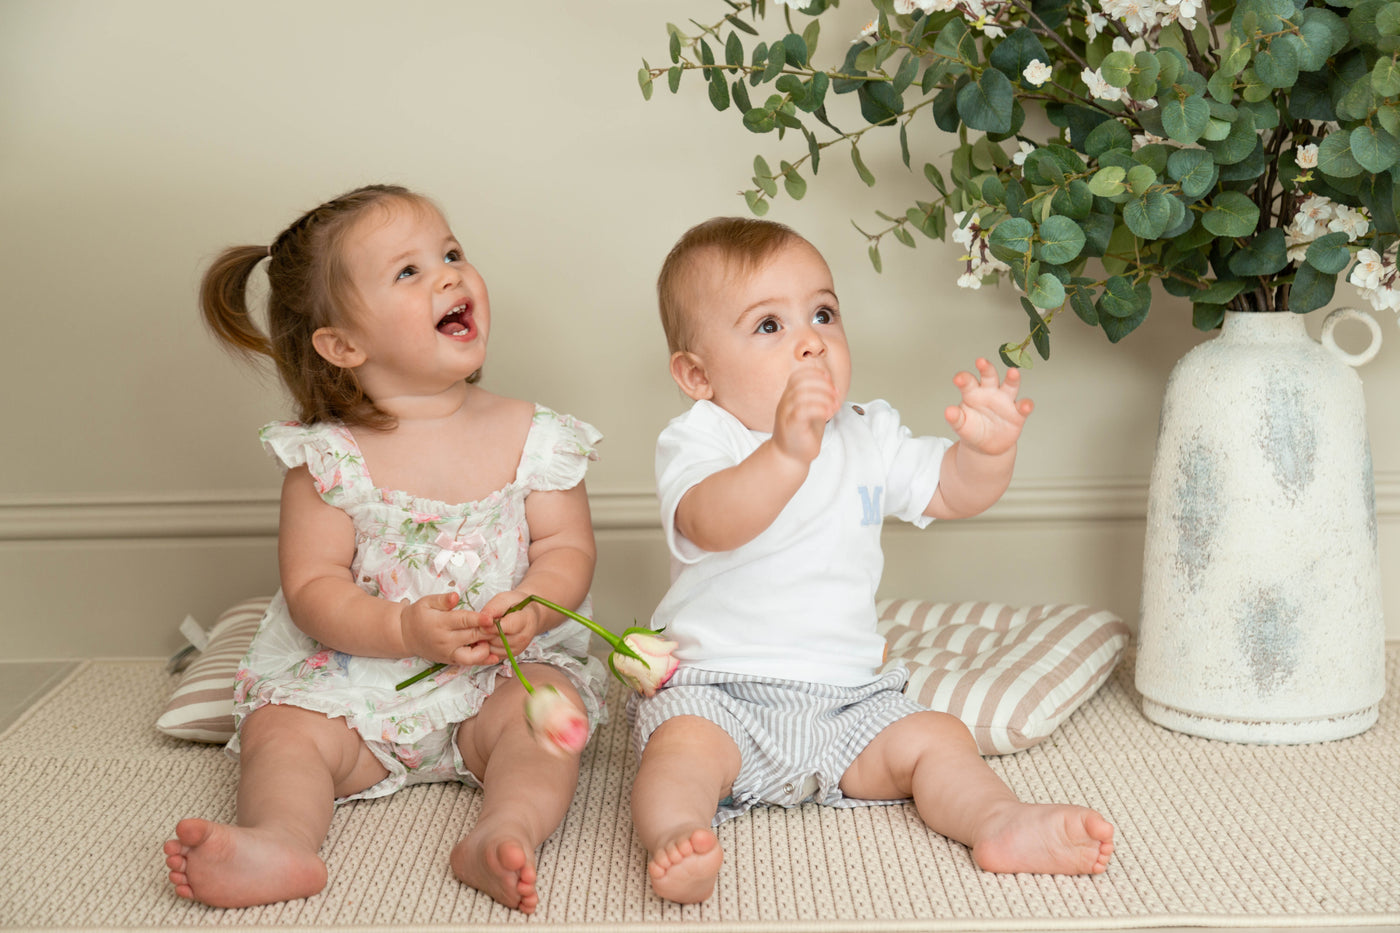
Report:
1351,124,1400,173
1227,228,1288,276
1124,189,1175,238
1100,50,1135,88
1374,58,1400,96
956,67,1015,134
1027,272,1066,310
988,217,1034,261
1087,165,1128,196
1036,215,1087,264
1202,190,1261,237
1160,94,1211,144
1305,231,1353,274
1318,132,1364,179
1167,148,1219,199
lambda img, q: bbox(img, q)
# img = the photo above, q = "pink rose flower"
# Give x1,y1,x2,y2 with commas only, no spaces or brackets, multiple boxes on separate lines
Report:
610,631,679,698
523,686,589,756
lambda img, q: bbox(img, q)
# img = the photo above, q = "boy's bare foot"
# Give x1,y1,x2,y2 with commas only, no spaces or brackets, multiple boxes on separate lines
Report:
971,803,1114,875
648,827,722,903
162,818,327,908
450,818,540,914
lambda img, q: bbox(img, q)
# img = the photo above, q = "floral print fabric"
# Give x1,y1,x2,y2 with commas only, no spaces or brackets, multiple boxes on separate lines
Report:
228,406,607,794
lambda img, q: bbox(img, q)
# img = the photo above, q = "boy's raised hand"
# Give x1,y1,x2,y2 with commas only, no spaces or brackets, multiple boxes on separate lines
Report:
944,359,1034,457
772,363,840,466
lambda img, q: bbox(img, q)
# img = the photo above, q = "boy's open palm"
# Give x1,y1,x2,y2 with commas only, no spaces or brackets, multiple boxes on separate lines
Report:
944,359,1034,457
399,592,495,667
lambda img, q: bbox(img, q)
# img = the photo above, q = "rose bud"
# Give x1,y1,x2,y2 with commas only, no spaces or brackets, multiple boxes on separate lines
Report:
523,685,589,756
610,631,679,698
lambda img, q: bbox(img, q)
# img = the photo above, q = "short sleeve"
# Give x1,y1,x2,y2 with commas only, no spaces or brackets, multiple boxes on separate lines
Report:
861,400,953,530
655,402,754,565
519,407,602,492
258,420,368,503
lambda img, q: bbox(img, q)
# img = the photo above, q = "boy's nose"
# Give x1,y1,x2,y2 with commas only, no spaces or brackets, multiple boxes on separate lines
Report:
796,329,826,358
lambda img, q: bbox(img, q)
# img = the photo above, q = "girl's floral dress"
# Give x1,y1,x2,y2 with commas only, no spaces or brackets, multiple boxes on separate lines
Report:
227,406,607,801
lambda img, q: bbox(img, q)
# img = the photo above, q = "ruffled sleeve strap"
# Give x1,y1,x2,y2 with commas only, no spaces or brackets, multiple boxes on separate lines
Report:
258,420,370,504
520,406,602,492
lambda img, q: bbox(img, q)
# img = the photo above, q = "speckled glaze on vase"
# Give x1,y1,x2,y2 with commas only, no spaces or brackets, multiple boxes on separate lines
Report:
1136,308,1385,743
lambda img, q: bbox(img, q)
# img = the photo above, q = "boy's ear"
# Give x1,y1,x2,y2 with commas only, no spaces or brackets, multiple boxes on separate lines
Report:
311,326,367,369
669,350,713,402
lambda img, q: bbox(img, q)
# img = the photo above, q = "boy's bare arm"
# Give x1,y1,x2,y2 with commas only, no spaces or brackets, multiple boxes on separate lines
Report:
925,360,1034,521
676,365,838,552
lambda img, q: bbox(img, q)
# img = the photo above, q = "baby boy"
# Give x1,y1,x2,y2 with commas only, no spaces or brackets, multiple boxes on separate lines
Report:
628,217,1115,903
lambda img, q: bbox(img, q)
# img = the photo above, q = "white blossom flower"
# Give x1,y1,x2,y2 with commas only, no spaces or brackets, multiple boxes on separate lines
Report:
1293,194,1337,238
1013,140,1036,165
1328,205,1370,241
1100,0,1159,34
1350,248,1385,291
1086,11,1108,39
1111,36,1148,55
1081,67,1124,102
854,18,879,41
1294,143,1319,170
958,271,985,289
1160,0,1202,28
951,211,980,248
1023,59,1052,86
1132,130,1166,151
894,0,943,12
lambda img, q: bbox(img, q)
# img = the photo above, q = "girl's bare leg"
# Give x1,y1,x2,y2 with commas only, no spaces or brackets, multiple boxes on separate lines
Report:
450,664,585,914
161,704,389,908
630,715,741,904
841,711,1114,875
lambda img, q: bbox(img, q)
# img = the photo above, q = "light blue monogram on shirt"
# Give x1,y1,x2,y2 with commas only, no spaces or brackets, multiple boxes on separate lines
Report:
857,485,883,527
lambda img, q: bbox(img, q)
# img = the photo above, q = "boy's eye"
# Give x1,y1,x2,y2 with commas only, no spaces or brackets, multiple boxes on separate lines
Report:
396,265,418,281
756,318,781,335
813,307,836,324
445,249,462,263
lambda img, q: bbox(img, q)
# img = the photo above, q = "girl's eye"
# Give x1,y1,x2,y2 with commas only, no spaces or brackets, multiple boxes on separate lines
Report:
813,307,836,324
445,249,462,263
756,318,781,335
396,265,418,281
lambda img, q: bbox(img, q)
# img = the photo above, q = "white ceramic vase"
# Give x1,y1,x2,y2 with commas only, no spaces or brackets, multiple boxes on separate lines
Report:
1135,308,1386,743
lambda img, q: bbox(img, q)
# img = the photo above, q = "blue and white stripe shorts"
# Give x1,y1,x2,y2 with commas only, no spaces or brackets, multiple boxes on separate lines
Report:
627,665,925,825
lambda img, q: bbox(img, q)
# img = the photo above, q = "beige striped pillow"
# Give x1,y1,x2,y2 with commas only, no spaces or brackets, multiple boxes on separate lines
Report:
877,600,1129,756
155,596,270,743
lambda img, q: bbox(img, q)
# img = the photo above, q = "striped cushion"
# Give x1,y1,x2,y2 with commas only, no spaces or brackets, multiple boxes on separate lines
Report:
155,596,270,743
877,600,1129,756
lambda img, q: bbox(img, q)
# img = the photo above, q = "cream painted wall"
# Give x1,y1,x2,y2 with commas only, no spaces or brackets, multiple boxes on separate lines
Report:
2,0,1397,659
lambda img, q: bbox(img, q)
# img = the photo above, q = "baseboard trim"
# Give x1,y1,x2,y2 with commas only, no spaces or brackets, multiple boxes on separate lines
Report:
3,473,1398,542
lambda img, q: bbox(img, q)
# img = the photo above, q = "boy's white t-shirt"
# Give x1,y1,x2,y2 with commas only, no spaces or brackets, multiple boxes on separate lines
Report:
653,399,953,686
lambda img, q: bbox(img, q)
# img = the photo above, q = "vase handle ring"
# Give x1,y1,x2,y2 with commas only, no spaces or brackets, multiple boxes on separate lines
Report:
1320,307,1382,368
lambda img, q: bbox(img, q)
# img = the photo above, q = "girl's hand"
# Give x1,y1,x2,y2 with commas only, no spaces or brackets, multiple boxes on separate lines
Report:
772,364,840,466
944,359,1034,457
398,592,494,667
479,590,547,661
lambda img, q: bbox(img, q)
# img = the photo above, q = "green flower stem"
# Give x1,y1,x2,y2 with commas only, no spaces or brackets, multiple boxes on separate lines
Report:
393,595,643,691
493,617,534,694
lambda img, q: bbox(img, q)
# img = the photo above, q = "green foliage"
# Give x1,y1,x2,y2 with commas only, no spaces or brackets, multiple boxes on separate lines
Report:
640,0,1400,363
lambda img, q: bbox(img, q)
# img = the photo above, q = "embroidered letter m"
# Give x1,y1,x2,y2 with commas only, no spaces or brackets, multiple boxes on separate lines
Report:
857,485,883,527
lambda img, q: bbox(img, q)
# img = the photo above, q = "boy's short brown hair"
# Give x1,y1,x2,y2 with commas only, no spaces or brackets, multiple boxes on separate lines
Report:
657,216,807,354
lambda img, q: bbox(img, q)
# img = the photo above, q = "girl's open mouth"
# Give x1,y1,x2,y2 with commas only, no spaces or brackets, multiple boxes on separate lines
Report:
436,302,475,339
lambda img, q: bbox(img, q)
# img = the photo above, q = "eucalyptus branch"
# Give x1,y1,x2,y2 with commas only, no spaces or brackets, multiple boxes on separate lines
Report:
1005,0,1092,73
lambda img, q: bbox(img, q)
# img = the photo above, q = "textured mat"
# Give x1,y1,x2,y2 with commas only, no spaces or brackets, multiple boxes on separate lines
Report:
1,650,1397,931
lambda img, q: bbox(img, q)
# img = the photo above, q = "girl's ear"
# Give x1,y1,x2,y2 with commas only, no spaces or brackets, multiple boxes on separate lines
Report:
311,326,367,369
669,350,713,402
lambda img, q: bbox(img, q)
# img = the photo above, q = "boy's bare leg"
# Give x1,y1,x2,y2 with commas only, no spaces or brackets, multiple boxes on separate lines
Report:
630,715,741,903
161,704,389,907
451,665,584,914
841,711,1114,875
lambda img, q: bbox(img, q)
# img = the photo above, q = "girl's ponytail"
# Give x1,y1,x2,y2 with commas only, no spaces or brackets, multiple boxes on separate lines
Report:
199,245,273,360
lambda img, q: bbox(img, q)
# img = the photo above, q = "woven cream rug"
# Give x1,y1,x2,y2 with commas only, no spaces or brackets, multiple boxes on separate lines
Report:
2,650,1398,932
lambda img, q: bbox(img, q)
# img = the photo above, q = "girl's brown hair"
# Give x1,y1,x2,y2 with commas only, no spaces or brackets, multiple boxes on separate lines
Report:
200,184,470,428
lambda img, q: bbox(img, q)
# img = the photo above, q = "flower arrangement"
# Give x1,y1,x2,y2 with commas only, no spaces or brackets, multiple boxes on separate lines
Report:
638,0,1400,364
396,595,678,755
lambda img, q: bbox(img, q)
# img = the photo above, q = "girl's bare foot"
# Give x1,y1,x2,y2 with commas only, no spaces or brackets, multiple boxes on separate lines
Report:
450,818,540,913
647,827,722,904
972,803,1115,875
161,818,327,908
